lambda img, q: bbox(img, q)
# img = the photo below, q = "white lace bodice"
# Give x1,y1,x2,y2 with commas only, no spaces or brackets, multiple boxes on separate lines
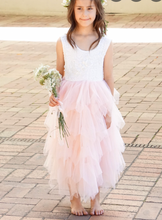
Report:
60,34,112,81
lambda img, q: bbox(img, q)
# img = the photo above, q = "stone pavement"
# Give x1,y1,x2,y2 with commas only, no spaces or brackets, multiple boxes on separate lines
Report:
0,13,162,220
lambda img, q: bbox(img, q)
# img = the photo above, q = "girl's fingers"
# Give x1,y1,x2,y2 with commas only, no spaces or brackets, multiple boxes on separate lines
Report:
51,98,59,104
49,102,58,107
49,101,59,107
52,99,59,104
51,95,59,104
49,97,60,107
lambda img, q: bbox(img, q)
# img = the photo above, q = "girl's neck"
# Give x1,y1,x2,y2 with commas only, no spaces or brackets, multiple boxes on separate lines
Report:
74,25,96,37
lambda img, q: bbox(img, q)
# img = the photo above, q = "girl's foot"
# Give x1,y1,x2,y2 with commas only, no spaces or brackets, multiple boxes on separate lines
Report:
70,195,88,216
90,191,104,216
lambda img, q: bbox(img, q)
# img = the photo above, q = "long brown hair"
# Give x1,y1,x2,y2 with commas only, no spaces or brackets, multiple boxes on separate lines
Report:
66,0,107,51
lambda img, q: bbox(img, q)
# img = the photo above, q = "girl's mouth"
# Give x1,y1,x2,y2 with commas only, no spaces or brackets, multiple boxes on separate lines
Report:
80,19,90,21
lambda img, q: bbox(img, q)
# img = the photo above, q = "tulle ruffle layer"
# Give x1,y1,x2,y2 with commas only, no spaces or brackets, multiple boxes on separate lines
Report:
43,79,126,202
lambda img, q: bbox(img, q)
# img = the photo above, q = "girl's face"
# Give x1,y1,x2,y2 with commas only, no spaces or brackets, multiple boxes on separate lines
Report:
74,0,97,28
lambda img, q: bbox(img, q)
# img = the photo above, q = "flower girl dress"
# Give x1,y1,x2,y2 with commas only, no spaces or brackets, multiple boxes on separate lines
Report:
43,34,126,202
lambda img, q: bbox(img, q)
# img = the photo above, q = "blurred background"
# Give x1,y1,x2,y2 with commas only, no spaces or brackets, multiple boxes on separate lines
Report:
0,0,162,15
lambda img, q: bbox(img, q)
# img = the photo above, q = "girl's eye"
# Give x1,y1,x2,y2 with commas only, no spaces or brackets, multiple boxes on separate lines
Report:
77,7,82,10
88,7,93,10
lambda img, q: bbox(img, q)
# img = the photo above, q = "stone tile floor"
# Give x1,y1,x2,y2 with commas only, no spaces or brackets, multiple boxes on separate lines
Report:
0,13,162,220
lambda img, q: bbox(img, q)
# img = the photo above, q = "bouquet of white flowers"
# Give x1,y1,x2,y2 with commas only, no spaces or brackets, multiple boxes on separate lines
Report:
33,64,69,147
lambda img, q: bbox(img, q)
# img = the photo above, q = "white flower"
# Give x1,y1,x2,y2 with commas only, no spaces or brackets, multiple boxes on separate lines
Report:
102,0,107,5
44,78,52,92
34,64,50,79
62,0,70,7
33,65,62,94
62,0,107,7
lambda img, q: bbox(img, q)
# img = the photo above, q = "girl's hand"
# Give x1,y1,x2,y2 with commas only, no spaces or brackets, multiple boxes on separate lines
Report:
104,113,111,129
49,94,60,107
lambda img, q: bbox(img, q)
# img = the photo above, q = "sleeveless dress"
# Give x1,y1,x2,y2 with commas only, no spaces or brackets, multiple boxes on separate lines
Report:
43,34,126,202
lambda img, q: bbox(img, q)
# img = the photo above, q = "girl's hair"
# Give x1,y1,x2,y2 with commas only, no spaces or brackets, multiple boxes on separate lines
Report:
67,0,107,51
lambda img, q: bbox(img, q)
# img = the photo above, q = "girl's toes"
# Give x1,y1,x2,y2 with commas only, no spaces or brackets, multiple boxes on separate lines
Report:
83,210,88,215
79,211,83,216
99,210,104,215
71,210,75,215
90,209,94,215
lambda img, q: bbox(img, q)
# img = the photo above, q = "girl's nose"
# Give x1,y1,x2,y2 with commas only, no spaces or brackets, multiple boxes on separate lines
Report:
82,10,88,16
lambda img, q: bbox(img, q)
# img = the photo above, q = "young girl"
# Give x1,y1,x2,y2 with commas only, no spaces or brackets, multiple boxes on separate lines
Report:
44,0,126,216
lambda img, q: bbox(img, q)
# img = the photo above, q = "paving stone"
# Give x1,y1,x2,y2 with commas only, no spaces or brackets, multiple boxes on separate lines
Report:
111,189,148,196
32,199,59,212
146,196,162,203
135,202,162,220
26,211,69,219
155,178,162,187
68,215,90,220
7,204,34,217
0,182,36,189
0,168,14,177
23,143,44,154
0,145,28,153
149,187,162,197
5,187,31,198
52,206,72,213
125,171,160,177
27,170,47,179
3,164,37,170
22,178,48,185
0,156,13,164
0,216,21,220
0,203,15,209
7,156,30,165
157,213,162,220
22,218,44,220
122,175,157,182
101,204,139,212
107,193,145,201
103,210,135,218
4,169,32,182
24,184,63,200
0,209,8,215
25,154,45,166
116,184,151,191
0,197,40,205
103,198,143,206
90,217,132,220
22,218,43,220
118,179,155,187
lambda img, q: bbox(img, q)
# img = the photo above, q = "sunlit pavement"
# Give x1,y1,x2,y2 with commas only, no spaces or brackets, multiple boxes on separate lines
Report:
0,14,162,220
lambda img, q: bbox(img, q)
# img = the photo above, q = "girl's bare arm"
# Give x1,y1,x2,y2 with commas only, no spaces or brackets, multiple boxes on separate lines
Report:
103,41,114,96
56,37,65,77
49,38,65,107
103,41,114,128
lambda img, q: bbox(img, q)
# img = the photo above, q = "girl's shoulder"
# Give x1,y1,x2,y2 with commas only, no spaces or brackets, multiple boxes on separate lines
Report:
56,34,68,49
101,34,112,45
60,33,67,41
100,34,112,53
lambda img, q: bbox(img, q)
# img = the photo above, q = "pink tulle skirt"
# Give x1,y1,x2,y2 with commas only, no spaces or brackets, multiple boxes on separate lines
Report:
43,79,126,202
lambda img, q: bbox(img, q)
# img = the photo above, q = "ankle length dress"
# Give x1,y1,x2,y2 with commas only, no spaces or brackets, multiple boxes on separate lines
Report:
43,34,126,202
